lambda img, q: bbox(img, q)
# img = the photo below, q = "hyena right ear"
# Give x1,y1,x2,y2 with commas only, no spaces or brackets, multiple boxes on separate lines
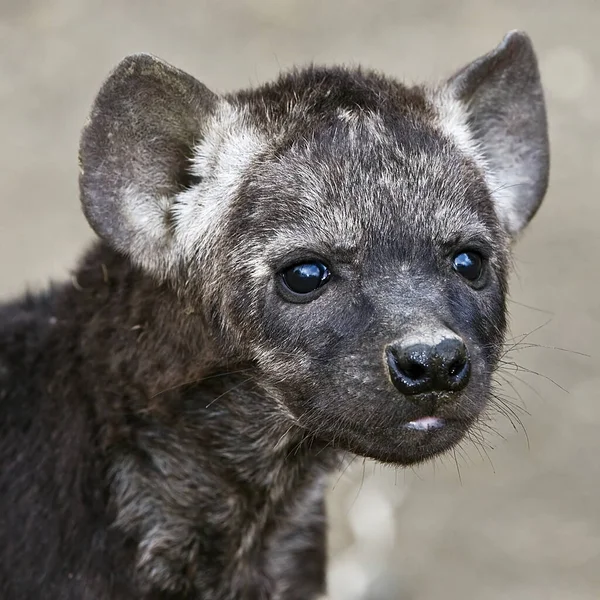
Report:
79,54,219,276
442,31,550,237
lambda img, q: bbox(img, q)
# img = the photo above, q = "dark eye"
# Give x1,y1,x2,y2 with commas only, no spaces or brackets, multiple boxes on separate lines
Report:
453,251,484,282
280,262,331,297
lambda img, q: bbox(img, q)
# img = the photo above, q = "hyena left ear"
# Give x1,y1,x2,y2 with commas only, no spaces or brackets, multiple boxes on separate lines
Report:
444,31,550,237
79,54,219,276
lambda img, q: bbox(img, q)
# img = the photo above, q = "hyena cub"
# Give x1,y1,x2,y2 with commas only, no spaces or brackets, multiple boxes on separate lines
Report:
0,30,548,600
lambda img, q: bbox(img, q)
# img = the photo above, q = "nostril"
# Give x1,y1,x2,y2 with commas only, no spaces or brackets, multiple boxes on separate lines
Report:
448,357,466,378
398,358,427,381
386,344,433,396
436,339,471,391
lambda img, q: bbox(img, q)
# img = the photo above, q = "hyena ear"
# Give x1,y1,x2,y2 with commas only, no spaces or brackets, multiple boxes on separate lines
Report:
444,31,550,236
79,54,218,275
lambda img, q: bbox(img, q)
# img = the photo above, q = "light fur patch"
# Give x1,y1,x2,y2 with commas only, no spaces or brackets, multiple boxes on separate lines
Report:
118,103,266,278
398,325,462,349
120,187,175,277
428,87,522,234
172,102,267,260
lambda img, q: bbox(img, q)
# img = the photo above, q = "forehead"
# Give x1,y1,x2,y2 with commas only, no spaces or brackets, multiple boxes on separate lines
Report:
240,111,498,261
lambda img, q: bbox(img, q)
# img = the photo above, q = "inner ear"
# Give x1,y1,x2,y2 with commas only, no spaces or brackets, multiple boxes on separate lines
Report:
442,31,550,237
178,168,203,191
173,143,204,192
79,53,218,273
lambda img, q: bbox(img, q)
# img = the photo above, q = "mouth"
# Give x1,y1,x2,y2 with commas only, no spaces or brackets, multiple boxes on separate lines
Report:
317,410,475,466
404,416,445,431
295,381,489,466
389,414,473,465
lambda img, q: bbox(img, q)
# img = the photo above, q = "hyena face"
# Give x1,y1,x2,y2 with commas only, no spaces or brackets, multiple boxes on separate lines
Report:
80,31,548,465
220,114,511,465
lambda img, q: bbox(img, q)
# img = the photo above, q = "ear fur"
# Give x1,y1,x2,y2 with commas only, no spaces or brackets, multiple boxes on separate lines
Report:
79,54,218,275
439,31,550,236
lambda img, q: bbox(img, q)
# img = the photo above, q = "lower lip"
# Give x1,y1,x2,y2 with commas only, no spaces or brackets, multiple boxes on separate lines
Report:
404,416,445,431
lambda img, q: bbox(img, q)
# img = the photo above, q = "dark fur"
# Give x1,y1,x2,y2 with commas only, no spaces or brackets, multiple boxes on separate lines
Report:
0,31,548,599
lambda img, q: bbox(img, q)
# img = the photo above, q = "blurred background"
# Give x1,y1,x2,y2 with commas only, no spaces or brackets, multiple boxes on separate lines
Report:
1,1,599,598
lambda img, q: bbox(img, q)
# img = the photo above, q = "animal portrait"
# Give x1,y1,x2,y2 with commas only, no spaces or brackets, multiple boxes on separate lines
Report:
0,28,550,600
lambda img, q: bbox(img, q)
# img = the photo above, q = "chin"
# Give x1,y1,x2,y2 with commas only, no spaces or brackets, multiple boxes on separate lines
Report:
324,413,478,466
381,417,474,465
295,379,490,466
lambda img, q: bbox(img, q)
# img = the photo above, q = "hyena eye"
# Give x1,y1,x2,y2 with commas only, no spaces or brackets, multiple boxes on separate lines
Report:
453,251,484,282
280,262,331,297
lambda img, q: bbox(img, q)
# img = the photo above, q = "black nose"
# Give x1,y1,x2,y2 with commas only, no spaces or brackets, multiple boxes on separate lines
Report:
386,337,470,395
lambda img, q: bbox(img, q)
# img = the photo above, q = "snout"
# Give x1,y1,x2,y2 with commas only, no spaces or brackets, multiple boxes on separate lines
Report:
386,334,470,396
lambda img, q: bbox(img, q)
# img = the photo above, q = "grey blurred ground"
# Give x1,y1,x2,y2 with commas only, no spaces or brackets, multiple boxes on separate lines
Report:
1,1,599,598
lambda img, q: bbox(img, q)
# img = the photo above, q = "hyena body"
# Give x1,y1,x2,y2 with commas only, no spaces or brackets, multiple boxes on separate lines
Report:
0,32,548,599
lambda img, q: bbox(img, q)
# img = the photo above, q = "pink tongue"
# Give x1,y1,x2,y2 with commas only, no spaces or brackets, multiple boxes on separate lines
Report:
406,417,443,431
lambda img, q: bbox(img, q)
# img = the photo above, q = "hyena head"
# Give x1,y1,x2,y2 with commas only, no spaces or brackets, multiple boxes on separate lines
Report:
79,31,549,465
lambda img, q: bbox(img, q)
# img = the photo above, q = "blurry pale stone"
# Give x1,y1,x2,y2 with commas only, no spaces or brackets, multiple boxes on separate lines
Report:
541,46,594,102
328,551,372,600
347,487,395,549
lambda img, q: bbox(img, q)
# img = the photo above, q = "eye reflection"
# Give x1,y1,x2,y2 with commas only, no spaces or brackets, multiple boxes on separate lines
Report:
281,262,331,295
453,251,483,282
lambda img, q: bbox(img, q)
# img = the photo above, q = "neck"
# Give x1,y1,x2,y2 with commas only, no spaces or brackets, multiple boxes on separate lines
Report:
51,243,335,597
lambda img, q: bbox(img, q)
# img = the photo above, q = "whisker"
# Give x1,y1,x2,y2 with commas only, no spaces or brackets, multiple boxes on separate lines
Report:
500,341,589,358
488,392,531,450
150,367,256,399
465,428,496,472
332,454,360,490
475,418,507,442
452,448,463,485
499,361,569,393
495,369,543,400
494,373,525,405
349,458,368,510
507,298,554,315
204,377,256,409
